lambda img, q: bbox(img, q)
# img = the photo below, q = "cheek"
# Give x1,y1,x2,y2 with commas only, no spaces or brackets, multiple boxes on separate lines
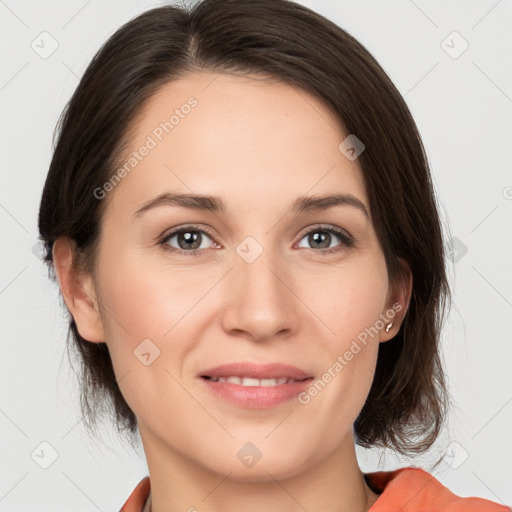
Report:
94,247,220,384
312,259,389,348
93,252,203,422
301,260,387,414
96,250,189,340
92,248,171,370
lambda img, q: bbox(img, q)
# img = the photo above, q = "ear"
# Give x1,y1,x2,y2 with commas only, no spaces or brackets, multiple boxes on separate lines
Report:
379,258,413,342
52,237,106,343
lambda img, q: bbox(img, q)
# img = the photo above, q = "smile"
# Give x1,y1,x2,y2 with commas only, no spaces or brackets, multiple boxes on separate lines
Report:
199,375,314,408
202,376,308,386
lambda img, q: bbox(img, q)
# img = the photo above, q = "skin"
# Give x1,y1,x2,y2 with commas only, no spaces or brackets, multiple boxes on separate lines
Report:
53,71,412,512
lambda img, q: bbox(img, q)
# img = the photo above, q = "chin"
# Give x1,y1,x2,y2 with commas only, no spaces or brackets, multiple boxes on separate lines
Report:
221,461,306,483
199,447,312,483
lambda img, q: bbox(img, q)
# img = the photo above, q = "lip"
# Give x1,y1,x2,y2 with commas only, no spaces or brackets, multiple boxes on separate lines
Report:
199,362,313,380
198,362,314,409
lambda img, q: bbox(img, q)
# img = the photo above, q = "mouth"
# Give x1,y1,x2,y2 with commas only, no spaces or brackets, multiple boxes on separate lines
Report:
198,362,314,408
199,361,313,381
201,375,311,386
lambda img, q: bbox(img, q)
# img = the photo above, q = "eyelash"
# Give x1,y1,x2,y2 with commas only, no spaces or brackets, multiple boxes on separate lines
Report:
158,224,354,257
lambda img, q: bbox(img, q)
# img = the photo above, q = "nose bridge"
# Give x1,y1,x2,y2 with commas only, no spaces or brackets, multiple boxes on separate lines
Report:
237,237,287,305
221,238,296,339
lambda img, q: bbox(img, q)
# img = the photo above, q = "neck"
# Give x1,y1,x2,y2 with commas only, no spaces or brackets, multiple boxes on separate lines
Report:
140,427,379,512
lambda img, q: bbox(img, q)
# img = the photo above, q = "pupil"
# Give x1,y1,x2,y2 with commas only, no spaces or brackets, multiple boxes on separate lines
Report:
310,231,329,249
179,231,200,250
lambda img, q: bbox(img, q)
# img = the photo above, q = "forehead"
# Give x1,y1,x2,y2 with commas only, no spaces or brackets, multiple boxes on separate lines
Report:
109,71,368,215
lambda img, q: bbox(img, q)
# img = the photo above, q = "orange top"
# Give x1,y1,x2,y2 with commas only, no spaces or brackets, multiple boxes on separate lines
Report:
119,466,511,512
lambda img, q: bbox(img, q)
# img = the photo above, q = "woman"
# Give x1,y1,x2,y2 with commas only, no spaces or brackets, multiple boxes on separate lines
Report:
37,0,511,510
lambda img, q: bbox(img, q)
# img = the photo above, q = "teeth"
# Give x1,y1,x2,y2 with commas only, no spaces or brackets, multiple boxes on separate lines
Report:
209,376,299,386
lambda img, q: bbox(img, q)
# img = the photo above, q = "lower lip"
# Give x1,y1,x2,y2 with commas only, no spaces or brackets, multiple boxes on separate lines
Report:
199,377,314,409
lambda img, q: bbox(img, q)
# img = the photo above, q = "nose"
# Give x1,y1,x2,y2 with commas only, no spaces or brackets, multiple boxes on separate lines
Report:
220,248,298,343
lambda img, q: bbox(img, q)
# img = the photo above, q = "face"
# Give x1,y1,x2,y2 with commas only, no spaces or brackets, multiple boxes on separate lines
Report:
71,72,405,481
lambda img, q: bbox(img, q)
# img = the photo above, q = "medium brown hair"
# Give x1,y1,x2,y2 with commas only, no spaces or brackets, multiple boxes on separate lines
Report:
38,0,451,455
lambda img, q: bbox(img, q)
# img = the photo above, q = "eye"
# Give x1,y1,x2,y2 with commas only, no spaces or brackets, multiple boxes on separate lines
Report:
159,226,218,256
296,225,353,255
158,224,354,257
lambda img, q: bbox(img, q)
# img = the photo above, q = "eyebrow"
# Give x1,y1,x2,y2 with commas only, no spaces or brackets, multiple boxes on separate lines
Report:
133,192,370,220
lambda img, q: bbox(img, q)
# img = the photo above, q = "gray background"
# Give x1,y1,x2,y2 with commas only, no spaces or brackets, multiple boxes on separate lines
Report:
1,0,511,510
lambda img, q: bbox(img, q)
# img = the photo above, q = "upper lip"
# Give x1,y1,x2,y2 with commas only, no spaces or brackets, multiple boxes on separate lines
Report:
200,362,313,380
